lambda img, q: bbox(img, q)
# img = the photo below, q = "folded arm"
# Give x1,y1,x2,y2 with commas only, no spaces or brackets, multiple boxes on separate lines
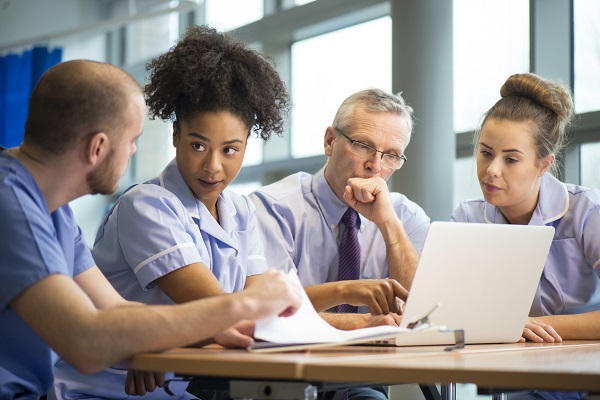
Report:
522,312,600,342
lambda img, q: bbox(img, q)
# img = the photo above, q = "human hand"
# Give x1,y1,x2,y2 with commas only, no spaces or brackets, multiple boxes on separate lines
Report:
320,311,402,330
361,312,402,328
339,279,408,315
125,369,165,396
343,177,396,225
242,269,303,320
213,320,256,348
519,319,562,343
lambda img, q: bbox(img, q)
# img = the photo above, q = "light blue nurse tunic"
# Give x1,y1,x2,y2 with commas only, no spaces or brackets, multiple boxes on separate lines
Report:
53,158,268,399
94,158,268,301
452,173,600,317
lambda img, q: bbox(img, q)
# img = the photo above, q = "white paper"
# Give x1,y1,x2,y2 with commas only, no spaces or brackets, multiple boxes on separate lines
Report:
254,270,413,345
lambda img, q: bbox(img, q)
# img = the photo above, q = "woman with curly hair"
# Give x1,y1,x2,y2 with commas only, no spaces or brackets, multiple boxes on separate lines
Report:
52,25,290,399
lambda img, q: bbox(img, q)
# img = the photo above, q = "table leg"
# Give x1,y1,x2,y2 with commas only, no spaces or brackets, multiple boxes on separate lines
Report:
441,383,456,400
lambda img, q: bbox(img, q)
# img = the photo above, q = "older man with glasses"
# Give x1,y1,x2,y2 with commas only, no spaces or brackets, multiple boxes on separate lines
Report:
250,88,429,400
250,87,429,322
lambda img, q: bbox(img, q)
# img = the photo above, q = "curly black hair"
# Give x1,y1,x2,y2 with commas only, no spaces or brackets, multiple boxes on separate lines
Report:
145,25,290,140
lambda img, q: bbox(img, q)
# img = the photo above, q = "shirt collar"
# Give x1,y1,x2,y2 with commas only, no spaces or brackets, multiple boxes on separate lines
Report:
483,173,569,225
156,158,238,249
312,166,365,230
194,195,239,251
214,191,238,235
537,173,570,224
157,158,199,218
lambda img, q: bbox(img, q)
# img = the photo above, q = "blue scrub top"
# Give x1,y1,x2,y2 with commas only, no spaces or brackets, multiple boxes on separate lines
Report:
56,158,269,400
0,150,95,398
452,173,600,316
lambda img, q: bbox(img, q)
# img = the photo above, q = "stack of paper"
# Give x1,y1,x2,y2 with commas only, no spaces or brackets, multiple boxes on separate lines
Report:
249,271,461,353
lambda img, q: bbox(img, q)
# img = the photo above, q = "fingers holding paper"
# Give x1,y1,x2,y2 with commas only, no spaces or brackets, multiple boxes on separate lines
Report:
519,319,562,343
213,320,256,348
243,269,303,319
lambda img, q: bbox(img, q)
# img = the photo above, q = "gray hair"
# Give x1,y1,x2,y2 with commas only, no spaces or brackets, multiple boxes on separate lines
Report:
332,88,414,136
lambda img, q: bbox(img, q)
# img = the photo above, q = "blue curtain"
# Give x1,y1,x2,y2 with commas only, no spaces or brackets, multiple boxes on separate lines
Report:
0,45,62,148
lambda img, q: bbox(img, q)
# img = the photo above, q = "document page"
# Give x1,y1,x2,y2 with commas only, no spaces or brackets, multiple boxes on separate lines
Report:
253,270,413,345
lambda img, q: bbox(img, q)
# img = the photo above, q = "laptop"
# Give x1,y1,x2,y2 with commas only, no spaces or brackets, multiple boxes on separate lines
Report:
385,221,554,346
249,221,554,352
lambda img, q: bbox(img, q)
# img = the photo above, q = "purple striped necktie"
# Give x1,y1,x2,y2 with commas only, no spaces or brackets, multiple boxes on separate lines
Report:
337,208,360,313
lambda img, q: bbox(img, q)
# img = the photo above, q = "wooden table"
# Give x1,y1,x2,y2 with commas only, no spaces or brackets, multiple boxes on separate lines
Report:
130,341,600,399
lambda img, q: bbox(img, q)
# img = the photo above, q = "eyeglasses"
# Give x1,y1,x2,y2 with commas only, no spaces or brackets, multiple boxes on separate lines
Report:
333,127,407,170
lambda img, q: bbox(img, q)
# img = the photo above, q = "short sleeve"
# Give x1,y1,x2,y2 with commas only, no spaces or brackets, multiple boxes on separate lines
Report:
392,194,431,254
576,194,600,276
0,178,93,311
112,185,204,289
450,199,486,223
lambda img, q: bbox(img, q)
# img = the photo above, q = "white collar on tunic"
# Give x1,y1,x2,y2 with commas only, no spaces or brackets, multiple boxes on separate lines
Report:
483,173,569,225
156,158,239,250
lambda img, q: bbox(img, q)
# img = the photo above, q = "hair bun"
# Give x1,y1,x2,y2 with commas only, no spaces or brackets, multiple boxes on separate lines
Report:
500,73,574,125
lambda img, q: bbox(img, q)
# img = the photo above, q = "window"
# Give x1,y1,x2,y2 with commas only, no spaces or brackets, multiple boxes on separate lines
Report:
205,0,264,31
574,0,600,113
60,35,107,63
581,142,600,189
126,8,179,66
290,17,392,158
453,0,529,133
243,135,264,167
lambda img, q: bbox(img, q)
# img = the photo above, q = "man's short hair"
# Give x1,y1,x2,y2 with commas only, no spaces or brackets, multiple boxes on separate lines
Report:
24,60,142,155
332,88,414,137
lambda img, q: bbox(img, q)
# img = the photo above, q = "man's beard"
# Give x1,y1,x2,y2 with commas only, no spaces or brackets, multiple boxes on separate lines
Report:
86,150,119,195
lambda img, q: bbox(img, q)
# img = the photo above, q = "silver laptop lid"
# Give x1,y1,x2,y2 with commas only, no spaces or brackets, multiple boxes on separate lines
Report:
399,221,554,344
